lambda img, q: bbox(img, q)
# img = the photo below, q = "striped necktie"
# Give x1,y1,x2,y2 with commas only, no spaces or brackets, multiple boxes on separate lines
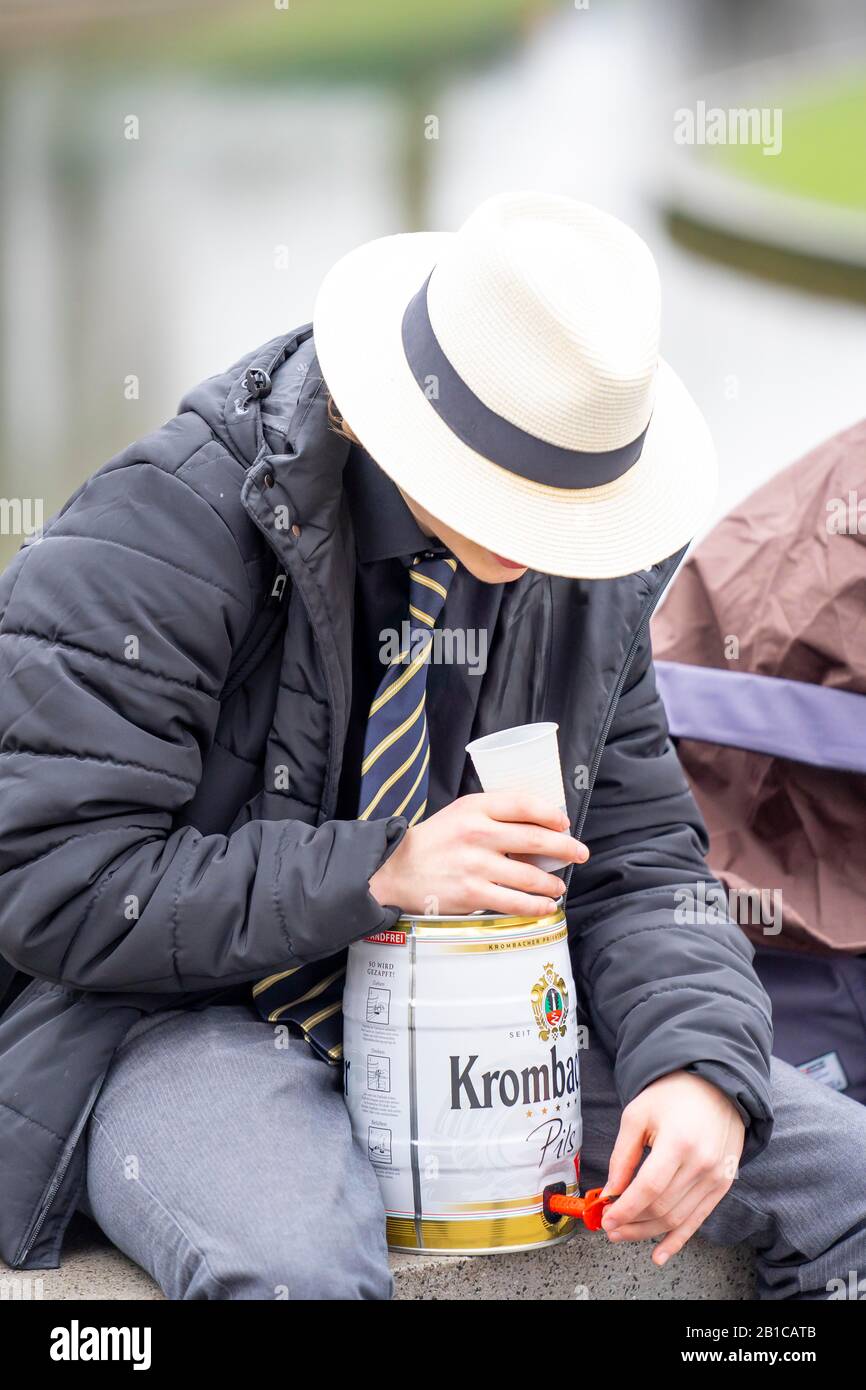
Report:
252,551,457,1062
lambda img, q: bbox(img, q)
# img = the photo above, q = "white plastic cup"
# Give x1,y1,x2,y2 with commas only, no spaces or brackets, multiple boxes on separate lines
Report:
465,722,568,873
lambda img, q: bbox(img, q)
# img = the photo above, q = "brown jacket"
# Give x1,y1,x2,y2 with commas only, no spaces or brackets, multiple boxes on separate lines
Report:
652,419,866,955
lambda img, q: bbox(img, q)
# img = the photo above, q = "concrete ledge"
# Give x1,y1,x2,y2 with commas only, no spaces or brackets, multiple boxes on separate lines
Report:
1,1217,755,1301
393,1233,754,1300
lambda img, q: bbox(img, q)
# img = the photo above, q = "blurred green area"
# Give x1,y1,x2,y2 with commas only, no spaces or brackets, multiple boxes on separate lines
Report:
706,74,866,211
76,0,554,84
2,0,865,576
12,0,559,239
0,0,561,572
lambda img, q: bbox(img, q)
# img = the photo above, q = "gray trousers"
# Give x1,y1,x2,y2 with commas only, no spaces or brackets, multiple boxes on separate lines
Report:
79,1003,866,1301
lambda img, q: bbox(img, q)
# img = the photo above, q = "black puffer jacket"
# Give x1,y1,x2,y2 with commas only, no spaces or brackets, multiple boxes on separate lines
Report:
0,329,773,1269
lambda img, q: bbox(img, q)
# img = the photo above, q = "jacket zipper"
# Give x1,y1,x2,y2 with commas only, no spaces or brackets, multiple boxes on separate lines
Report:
242,470,345,824
17,1072,108,1266
287,562,342,821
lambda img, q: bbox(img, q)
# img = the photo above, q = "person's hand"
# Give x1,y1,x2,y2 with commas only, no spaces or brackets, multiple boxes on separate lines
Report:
368,791,588,917
601,1071,745,1267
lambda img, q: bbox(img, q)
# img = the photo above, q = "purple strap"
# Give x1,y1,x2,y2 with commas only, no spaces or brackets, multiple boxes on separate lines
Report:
654,661,866,775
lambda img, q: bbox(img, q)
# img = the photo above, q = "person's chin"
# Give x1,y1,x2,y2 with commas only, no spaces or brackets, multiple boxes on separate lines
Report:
465,556,528,583
488,551,528,581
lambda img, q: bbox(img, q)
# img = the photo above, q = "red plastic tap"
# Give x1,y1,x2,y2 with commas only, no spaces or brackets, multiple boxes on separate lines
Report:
547,1186,613,1230
546,1156,616,1230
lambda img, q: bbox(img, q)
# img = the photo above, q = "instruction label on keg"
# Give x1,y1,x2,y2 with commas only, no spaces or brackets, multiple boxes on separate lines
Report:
366,986,391,1024
367,1054,391,1092
368,1125,393,1165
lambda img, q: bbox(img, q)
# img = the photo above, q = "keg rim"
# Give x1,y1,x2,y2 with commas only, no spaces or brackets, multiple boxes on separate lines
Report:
395,899,566,930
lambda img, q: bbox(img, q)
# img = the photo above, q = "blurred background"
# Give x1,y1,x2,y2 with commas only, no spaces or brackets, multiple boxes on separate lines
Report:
1,0,864,566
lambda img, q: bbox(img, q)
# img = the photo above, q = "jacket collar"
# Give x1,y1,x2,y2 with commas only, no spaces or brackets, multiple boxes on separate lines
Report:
238,342,358,819
343,443,448,566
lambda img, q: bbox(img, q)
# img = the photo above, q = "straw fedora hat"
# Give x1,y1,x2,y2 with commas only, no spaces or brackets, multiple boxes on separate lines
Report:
313,191,716,580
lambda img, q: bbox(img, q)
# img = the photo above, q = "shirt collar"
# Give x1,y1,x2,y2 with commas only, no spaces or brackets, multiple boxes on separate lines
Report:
344,443,449,567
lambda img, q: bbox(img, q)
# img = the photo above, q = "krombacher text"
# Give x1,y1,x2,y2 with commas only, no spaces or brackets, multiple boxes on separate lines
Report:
450,1044,579,1110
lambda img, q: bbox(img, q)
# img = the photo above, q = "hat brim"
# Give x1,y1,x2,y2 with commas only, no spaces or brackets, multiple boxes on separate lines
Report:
313,229,717,580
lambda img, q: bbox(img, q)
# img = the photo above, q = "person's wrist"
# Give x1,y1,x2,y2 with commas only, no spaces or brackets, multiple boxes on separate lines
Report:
369,855,399,909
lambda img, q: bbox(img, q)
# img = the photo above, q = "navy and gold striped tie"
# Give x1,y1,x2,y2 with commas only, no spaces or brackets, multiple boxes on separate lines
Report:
252,551,457,1061
358,552,457,826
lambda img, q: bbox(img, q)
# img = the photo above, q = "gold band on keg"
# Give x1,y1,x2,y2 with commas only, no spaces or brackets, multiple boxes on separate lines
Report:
387,1210,575,1252
440,1182,578,1213
429,924,568,954
405,907,566,937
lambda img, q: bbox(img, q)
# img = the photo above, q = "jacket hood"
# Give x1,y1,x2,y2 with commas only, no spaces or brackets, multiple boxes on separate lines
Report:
178,326,317,469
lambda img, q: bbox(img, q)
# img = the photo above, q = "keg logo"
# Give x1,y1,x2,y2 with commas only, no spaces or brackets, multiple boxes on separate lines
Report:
531,964,569,1041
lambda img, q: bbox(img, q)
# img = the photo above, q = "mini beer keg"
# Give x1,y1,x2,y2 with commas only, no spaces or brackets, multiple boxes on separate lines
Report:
343,904,584,1254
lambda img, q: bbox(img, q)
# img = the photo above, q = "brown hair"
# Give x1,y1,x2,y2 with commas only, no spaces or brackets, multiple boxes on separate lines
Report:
326,392,361,446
